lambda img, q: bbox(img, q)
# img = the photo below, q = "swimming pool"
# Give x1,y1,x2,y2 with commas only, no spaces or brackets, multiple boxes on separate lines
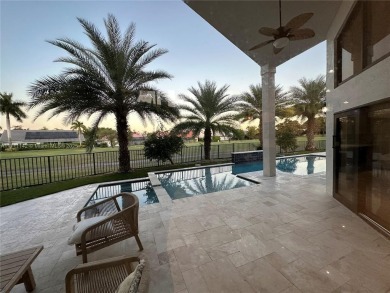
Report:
157,165,255,200
86,179,159,207
232,155,326,175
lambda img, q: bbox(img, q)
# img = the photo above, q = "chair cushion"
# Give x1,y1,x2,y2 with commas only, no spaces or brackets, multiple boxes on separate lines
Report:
68,216,108,245
116,259,145,293
115,271,135,293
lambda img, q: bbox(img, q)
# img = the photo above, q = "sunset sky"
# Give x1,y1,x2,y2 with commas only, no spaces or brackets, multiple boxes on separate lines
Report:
1,0,325,133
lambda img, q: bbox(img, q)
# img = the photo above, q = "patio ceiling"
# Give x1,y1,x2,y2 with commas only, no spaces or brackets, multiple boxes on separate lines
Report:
185,0,342,67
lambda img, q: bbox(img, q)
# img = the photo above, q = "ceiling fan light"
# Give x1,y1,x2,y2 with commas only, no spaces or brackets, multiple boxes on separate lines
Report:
273,37,289,49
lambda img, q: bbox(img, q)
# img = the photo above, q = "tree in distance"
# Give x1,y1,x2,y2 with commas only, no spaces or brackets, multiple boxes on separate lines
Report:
144,132,184,165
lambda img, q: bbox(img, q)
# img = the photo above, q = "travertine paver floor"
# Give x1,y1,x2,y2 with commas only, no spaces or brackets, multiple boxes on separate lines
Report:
1,172,390,293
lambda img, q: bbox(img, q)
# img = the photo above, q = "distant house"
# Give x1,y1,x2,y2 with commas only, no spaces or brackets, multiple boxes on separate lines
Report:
0,130,84,145
197,131,230,141
130,132,146,145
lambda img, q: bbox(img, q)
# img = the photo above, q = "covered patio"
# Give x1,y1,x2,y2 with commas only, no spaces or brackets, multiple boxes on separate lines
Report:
1,171,389,292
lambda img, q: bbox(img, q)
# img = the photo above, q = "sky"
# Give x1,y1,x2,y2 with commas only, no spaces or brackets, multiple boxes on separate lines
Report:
0,0,326,133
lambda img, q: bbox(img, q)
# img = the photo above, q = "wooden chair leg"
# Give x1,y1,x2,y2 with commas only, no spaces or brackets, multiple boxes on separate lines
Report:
22,267,36,292
135,235,143,251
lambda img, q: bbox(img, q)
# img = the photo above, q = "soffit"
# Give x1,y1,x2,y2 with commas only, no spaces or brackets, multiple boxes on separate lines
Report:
186,0,342,67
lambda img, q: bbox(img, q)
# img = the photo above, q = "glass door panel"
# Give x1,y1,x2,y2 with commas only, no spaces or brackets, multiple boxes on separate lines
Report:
363,103,390,230
334,113,359,212
334,99,390,232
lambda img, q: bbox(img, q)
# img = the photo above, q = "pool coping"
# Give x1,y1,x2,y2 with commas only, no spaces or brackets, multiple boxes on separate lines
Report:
149,162,259,202
84,177,151,207
151,162,234,175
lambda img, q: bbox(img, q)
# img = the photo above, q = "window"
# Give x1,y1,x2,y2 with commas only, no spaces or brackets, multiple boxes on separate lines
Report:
365,1,390,64
336,1,390,85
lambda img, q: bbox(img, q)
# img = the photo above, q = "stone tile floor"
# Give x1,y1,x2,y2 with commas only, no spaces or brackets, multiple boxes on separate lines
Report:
1,172,390,293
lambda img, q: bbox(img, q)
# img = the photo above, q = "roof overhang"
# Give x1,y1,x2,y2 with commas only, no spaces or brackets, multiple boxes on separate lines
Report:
185,0,342,67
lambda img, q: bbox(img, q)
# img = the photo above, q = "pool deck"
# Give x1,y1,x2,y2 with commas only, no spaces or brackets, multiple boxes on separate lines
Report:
1,170,390,292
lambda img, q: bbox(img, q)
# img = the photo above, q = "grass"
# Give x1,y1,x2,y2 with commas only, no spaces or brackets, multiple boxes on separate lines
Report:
0,159,230,207
0,138,326,159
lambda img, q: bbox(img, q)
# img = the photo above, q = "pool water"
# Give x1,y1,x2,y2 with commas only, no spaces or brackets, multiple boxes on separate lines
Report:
157,165,254,200
232,155,326,175
86,180,159,207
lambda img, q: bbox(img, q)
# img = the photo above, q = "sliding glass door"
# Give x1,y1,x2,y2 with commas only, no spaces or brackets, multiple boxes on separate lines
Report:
334,99,390,231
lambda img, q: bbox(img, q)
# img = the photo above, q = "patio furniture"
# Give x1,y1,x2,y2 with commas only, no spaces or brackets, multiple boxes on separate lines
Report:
72,192,143,263
0,245,43,293
65,255,148,293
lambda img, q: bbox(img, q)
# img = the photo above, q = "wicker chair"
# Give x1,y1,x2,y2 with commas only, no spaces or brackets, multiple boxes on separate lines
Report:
65,255,149,293
74,192,143,263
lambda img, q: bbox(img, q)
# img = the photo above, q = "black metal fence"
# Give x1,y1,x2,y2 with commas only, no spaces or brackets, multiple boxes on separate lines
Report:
0,143,259,191
0,140,326,191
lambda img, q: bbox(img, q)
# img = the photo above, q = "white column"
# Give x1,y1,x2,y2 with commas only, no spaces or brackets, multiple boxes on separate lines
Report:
261,64,276,177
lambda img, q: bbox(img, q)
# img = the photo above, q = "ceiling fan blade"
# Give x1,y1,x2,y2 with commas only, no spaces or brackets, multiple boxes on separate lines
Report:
288,28,315,40
273,46,284,54
259,27,279,37
249,40,273,51
285,13,314,30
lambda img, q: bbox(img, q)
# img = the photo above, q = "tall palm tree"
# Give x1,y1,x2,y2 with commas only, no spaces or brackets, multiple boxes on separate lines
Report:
0,92,27,147
236,84,292,145
289,75,326,150
70,121,86,146
172,80,239,160
29,15,178,172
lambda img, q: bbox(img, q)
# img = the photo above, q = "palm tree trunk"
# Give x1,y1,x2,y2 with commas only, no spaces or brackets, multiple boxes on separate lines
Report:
204,127,211,160
78,130,82,146
305,116,316,151
6,113,12,148
116,112,131,172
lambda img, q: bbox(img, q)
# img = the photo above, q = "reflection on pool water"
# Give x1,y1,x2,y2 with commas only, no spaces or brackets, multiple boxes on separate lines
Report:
86,180,159,207
232,155,326,175
157,165,254,200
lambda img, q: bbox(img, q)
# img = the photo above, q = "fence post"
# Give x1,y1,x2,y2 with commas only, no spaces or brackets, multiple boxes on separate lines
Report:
92,153,97,175
232,143,235,153
200,145,203,161
218,145,220,159
181,148,183,164
47,156,52,183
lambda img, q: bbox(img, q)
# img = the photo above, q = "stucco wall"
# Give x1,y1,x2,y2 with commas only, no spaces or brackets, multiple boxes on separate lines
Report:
325,0,390,195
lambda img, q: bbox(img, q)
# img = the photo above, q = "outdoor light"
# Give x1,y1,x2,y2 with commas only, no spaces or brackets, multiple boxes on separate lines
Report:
328,69,334,73
326,89,330,93
343,101,349,104
273,37,289,49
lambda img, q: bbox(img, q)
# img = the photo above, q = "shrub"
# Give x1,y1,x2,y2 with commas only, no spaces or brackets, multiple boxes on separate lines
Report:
276,120,300,153
212,136,221,142
3,147,18,152
97,142,109,148
144,132,184,164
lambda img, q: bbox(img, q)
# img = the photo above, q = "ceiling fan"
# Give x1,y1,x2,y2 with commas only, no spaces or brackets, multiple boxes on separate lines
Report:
249,0,315,54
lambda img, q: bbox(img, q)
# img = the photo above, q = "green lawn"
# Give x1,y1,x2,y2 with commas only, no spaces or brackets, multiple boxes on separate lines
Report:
0,138,325,159
296,135,326,142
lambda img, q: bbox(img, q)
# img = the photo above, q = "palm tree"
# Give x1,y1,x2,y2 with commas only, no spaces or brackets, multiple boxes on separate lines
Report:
29,15,178,172
0,92,27,147
236,84,291,145
172,80,239,160
70,121,86,146
289,75,326,151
